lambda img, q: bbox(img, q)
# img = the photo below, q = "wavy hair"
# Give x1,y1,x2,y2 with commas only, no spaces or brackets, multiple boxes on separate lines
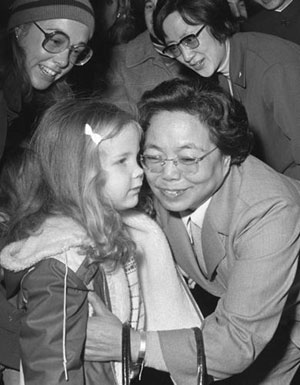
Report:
0,98,142,267
1,26,72,103
138,78,253,166
153,0,238,44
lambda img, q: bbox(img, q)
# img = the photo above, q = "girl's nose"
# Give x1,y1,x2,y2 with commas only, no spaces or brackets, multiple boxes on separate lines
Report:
133,162,144,179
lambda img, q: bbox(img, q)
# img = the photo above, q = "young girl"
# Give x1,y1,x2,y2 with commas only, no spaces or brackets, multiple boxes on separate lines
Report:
0,98,202,385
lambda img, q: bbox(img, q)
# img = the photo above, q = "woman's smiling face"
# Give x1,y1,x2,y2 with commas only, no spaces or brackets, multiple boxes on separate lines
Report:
143,110,230,212
162,11,227,78
17,18,90,90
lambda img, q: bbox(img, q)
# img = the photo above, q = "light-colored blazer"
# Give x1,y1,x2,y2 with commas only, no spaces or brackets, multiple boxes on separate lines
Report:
155,156,300,382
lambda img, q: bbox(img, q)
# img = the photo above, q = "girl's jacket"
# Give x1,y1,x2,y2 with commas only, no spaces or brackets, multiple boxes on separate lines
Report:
0,210,202,385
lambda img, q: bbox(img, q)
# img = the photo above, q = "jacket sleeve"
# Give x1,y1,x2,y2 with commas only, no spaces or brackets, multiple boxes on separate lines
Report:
19,258,89,385
263,62,300,166
0,288,21,369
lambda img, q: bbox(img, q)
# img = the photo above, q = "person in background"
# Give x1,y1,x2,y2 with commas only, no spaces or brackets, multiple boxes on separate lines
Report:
98,0,195,114
153,0,300,180
84,78,300,385
0,0,95,381
0,0,95,161
241,0,300,45
227,0,248,23
106,0,146,45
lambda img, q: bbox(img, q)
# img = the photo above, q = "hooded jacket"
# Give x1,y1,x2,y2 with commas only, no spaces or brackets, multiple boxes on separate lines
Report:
0,210,202,385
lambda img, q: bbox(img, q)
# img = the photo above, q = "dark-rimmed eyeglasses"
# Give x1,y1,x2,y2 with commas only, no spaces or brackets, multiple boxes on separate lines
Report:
33,22,93,66
140,147,217,174
163,25,206,58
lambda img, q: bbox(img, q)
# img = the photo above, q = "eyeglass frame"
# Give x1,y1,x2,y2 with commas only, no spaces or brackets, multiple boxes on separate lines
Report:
140,146,218,174
33,22,93,66
162,24,206,58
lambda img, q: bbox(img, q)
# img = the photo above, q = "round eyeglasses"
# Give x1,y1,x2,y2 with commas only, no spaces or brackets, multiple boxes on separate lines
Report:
140,147,217,175
163,25,206,58
33,22,93,66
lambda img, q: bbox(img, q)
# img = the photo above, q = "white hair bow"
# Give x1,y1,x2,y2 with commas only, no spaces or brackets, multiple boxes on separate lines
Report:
84,123,103,145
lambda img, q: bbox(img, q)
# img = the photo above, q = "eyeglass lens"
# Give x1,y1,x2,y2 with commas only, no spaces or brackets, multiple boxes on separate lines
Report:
34,23,92,65
43,34,92,65
164,25,205,58
141,157,199,174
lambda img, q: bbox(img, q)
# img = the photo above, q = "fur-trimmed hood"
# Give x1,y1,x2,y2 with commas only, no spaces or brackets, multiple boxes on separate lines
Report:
0,216,92,273
0,210,203,332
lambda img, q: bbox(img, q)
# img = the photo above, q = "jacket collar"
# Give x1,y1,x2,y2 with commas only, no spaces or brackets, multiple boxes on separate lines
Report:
201,166,241,278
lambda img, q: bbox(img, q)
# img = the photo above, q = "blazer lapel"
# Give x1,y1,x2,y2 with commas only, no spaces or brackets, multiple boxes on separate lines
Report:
155,165,240,283
202,165,241,280
159,211,203,283
202,218,226,280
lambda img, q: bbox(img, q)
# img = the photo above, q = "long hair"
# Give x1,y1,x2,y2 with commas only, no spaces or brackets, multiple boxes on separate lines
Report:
0,97,142,267
1,25,72,103
153,0,238,43
138,78,253,166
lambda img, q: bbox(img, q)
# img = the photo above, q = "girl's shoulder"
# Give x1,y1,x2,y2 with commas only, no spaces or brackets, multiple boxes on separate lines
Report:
0,216,93,273
122,209,168,247
122,209,160,232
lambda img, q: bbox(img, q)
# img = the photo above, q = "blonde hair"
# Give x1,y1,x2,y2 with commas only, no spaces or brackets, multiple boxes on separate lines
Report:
1,97,142,266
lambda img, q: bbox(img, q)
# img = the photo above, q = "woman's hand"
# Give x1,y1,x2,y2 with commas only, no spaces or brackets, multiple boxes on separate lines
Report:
84,292,123,361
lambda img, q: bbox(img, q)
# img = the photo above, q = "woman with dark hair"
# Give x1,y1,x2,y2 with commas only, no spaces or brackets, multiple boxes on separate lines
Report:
83,78,300,385
0,0,95,160
153,0,300,180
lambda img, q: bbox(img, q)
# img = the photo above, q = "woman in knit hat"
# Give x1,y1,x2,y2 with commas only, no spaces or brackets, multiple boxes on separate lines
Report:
0,0,95,161
0,0,95,383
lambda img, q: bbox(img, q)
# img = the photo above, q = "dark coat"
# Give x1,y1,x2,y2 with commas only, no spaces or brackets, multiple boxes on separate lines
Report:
218,32,300,179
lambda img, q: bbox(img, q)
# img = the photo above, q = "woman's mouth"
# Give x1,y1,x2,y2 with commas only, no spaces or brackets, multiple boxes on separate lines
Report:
39,64,58,79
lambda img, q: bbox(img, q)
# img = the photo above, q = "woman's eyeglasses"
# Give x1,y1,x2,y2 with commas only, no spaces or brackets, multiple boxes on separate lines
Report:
33,22,93,66
163,25,206,58
140,147,217,175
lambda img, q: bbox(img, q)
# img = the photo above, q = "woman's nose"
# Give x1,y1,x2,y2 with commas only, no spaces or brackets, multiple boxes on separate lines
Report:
180,45,195,63
161,159,181,180
53,49,71,68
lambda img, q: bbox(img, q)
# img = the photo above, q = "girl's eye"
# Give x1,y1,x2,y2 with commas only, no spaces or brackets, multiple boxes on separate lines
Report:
117,157,128,165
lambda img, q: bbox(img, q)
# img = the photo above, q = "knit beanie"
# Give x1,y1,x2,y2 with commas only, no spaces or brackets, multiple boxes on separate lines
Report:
8,0,95,38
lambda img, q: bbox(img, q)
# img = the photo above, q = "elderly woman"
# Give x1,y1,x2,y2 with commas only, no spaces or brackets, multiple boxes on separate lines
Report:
84,78,300,385
0,0,95,160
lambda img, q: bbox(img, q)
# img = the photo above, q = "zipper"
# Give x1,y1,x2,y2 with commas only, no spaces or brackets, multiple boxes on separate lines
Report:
98,266,120,385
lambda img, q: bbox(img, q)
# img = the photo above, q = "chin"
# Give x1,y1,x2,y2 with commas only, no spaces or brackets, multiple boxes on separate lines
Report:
30,71,57,91
157,197,190,213
31,79,54,91
196,67,214,78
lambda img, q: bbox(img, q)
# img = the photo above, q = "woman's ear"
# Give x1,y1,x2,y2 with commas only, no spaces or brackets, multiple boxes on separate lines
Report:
14,26,21,40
